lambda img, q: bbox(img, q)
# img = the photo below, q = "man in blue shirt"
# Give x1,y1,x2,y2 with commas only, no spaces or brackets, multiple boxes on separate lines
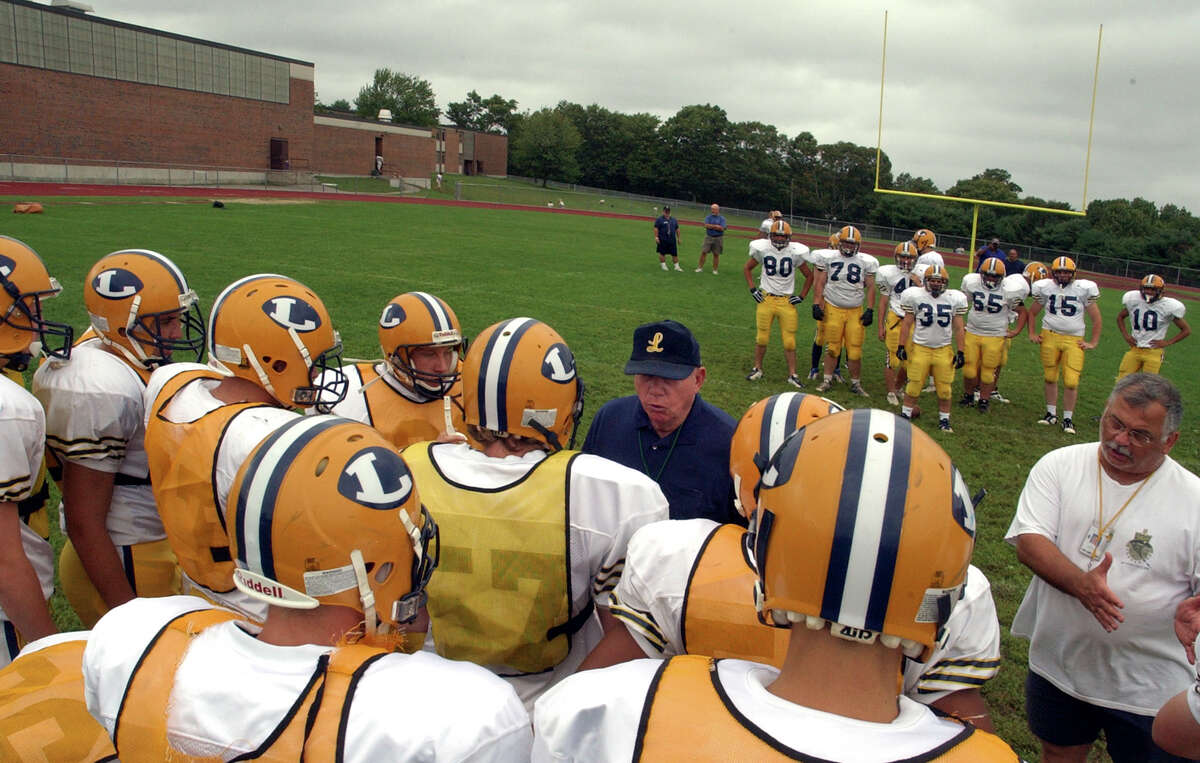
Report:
582,320,740,525
696,203,727,275
654,206,683,272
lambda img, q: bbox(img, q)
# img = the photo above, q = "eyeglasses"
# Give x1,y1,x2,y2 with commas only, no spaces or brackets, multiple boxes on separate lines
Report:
1102,412,1157,447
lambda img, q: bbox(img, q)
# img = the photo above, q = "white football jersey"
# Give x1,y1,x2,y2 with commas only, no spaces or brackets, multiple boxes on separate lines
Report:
899,287,968,348
916,251,945,269
876,264,922,317
1121,290,1186,348
960,273,1026,337
817,251,879,308
32,338,165,546
533,658,989,763
749,239,809,295
0,375,55,663
1031,278,1100,336
902,566,1001,702
417,443,669,708
84,596,532,762
610,520,1000,706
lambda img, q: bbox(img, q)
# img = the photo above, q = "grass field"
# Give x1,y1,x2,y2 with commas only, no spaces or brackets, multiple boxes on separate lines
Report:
3,194,1196,760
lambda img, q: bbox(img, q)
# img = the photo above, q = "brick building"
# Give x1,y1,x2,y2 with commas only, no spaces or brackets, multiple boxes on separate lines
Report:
0,0,505,185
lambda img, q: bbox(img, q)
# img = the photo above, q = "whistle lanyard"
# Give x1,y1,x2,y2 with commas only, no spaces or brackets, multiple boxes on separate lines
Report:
1093,450,1152,560
638,426,682,482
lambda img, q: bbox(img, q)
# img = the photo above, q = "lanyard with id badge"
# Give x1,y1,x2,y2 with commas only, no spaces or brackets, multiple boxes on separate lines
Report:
1081,451,1152,568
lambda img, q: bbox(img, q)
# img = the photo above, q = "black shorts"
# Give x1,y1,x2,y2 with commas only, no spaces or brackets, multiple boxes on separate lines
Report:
1025,671,1195,762
656,241,677,255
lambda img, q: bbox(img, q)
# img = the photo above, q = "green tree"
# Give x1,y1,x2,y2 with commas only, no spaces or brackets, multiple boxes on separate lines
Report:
657,104,735,201
329,98,352,112
446,90,519,134
809,141,891,220
354,69,439,126
556,102,662,193
509,108,582,186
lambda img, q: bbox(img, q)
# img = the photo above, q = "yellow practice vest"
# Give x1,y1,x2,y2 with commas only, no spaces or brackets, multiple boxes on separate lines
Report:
0,639,117,762
356,362,465,449
145,368,277,592
113,608,388,762
635,655,1019,762
404,444,577,674
683,524,789,667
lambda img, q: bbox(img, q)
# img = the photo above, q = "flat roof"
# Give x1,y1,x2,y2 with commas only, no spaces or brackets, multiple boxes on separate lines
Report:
6,0,314,66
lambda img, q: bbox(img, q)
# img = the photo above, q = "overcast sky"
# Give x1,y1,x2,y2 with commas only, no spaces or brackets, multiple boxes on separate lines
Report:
94,0,1200,214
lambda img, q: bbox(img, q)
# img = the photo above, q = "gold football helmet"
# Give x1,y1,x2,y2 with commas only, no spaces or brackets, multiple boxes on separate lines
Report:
837,225,862,256
753,409,976,660
229,416,438,638
1051,256,1076,286
827,233,839,249
83,249,204,370
924,265,949,297
0,236,73,369
378,291,466,400
979,257,1006,288
730,393,844,520
893,241,918,271
768,220,792,251
463,317,584,451
1139,274,1165,302
913,228,937,252
207,274,346,412
1023,261,1050,284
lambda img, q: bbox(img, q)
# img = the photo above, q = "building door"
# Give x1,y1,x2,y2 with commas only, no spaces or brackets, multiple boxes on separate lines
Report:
374,136,384,175
269,138,288,170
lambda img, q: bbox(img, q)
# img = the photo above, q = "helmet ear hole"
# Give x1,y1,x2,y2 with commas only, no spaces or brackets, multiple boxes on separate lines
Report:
314,457,329,476
272,359,287,373
374,561,393,584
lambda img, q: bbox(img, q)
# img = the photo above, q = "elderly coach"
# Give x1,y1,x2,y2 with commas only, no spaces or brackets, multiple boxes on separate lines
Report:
1006,373,1200,763
582,320,738,525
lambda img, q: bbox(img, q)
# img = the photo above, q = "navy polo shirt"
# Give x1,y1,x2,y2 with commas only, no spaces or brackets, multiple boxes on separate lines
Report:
654,215,680,241
582,393,741,525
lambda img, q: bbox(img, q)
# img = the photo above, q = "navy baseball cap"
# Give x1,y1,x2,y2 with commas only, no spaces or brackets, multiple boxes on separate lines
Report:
624,320,701,379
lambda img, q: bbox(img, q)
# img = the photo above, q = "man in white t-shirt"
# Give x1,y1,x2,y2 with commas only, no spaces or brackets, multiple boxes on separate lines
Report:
83,417,531,761
533,410,1019,761
402,318,669,709
1007,373,1200,763
744,221,812,387
1116,274,1190,379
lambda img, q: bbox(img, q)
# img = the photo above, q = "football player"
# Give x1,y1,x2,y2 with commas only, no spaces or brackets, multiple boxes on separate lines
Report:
143,274,347,621
985,261,1050,404
959,257,1029,411
580,392,1003,730
0,237,72,666
1027,256,1102,434
913,227,945,269
806,233,845,382
318,291,466,446
897,265,968,432
744,221,813,387
34,249,205,627
813,225,878,396
402,317,668,709
876,241,923,406
532,410,1019,761
1115,274,1189,379
83,417,531,760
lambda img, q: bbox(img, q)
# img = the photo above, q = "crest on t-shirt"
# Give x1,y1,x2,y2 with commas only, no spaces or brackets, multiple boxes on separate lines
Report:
1124,528,1153,568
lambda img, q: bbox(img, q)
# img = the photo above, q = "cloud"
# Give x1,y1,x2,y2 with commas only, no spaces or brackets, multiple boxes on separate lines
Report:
92,0,1200,212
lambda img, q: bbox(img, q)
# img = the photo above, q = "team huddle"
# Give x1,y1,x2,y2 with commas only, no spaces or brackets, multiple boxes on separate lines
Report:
742,221,1190,433
0,224,1192,761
